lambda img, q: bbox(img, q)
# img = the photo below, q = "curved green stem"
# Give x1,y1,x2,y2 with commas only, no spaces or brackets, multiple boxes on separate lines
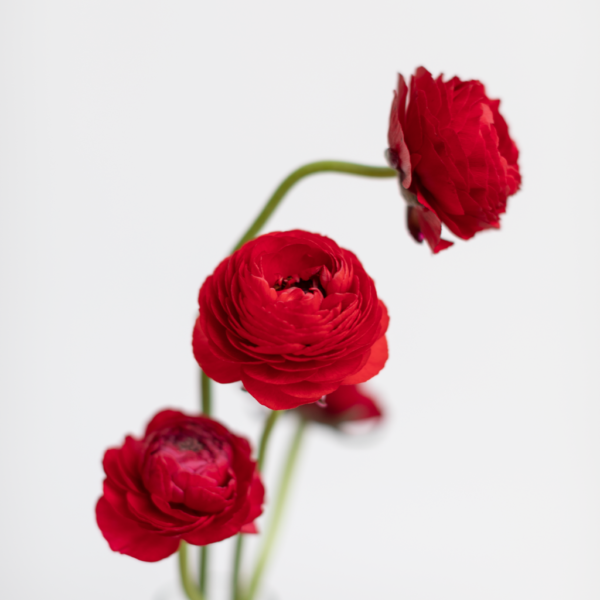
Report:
233,161,396,251
231,410,282,600
246,417,307,600
227,161,393,598
179,542,205,600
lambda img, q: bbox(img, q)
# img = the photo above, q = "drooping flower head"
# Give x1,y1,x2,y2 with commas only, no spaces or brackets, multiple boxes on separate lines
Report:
96,410,264,562
193,230,389,410
297,384,383,430
387,67,521,253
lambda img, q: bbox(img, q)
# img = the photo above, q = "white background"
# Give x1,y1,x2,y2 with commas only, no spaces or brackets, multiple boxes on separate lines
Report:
1,1,599,599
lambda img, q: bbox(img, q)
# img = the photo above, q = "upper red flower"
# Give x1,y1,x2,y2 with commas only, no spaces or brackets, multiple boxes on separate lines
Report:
96,410,264,562
387,67,521,253
297,384,383,429
193,230,389,410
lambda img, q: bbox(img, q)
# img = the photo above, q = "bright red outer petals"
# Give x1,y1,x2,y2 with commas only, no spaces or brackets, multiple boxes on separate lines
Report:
192,230,390,410
95,410,264,562
387,66,521,253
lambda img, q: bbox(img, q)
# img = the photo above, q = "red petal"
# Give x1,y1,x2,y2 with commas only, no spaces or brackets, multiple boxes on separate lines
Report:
145,409,189,436
192,317,242,384
244,472,265,525
341,335,388,385
95,497,180,562
387,74,412,187
411,200,454,254
240,521,259,534
241,374,318,410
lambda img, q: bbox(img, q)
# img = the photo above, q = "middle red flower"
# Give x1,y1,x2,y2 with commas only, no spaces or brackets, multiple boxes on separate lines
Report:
193,230,389,410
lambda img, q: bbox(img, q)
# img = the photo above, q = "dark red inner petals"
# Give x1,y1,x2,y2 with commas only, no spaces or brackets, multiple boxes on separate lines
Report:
273,274,327,297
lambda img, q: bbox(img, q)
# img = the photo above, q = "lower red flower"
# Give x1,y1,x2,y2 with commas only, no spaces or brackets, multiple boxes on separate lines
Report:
95,410,264,562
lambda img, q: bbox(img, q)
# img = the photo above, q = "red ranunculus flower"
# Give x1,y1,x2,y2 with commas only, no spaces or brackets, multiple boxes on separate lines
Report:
95,410,264,562
387,66,521,253
297,384,383,428
193,230,389,411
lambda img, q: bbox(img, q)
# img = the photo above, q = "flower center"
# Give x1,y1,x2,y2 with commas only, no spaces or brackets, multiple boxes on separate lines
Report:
148,425,233,480
176,436,205,452
273,275,327,297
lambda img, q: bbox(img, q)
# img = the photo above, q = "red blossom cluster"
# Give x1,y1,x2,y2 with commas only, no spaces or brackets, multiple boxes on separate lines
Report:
96,66,520,567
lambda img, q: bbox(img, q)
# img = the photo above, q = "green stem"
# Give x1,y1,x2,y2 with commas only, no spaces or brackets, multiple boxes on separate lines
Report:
179,542,205,600
231,533,244,600
246,418,307,600
199,371,212,597
231,410,282,600
227,162,392,598
257,410,282,472
199,546,208,598
233,161,396,251
201,371,212,416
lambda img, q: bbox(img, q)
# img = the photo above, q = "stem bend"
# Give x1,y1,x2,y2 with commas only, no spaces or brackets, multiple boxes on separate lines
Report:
233,161,396,251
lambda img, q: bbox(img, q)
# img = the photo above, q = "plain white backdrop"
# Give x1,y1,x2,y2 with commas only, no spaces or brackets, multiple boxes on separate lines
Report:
1,1,599,599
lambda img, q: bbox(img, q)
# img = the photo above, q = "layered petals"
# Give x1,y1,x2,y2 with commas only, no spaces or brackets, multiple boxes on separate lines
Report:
192,231,390,409
387,67,521,252
96,496,181,562
96,410,265,562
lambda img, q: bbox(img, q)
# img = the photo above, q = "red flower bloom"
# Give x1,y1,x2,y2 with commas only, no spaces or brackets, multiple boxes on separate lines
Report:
297,384,383,428
193,230,389,411
387,67,521,253
95,410,264,562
